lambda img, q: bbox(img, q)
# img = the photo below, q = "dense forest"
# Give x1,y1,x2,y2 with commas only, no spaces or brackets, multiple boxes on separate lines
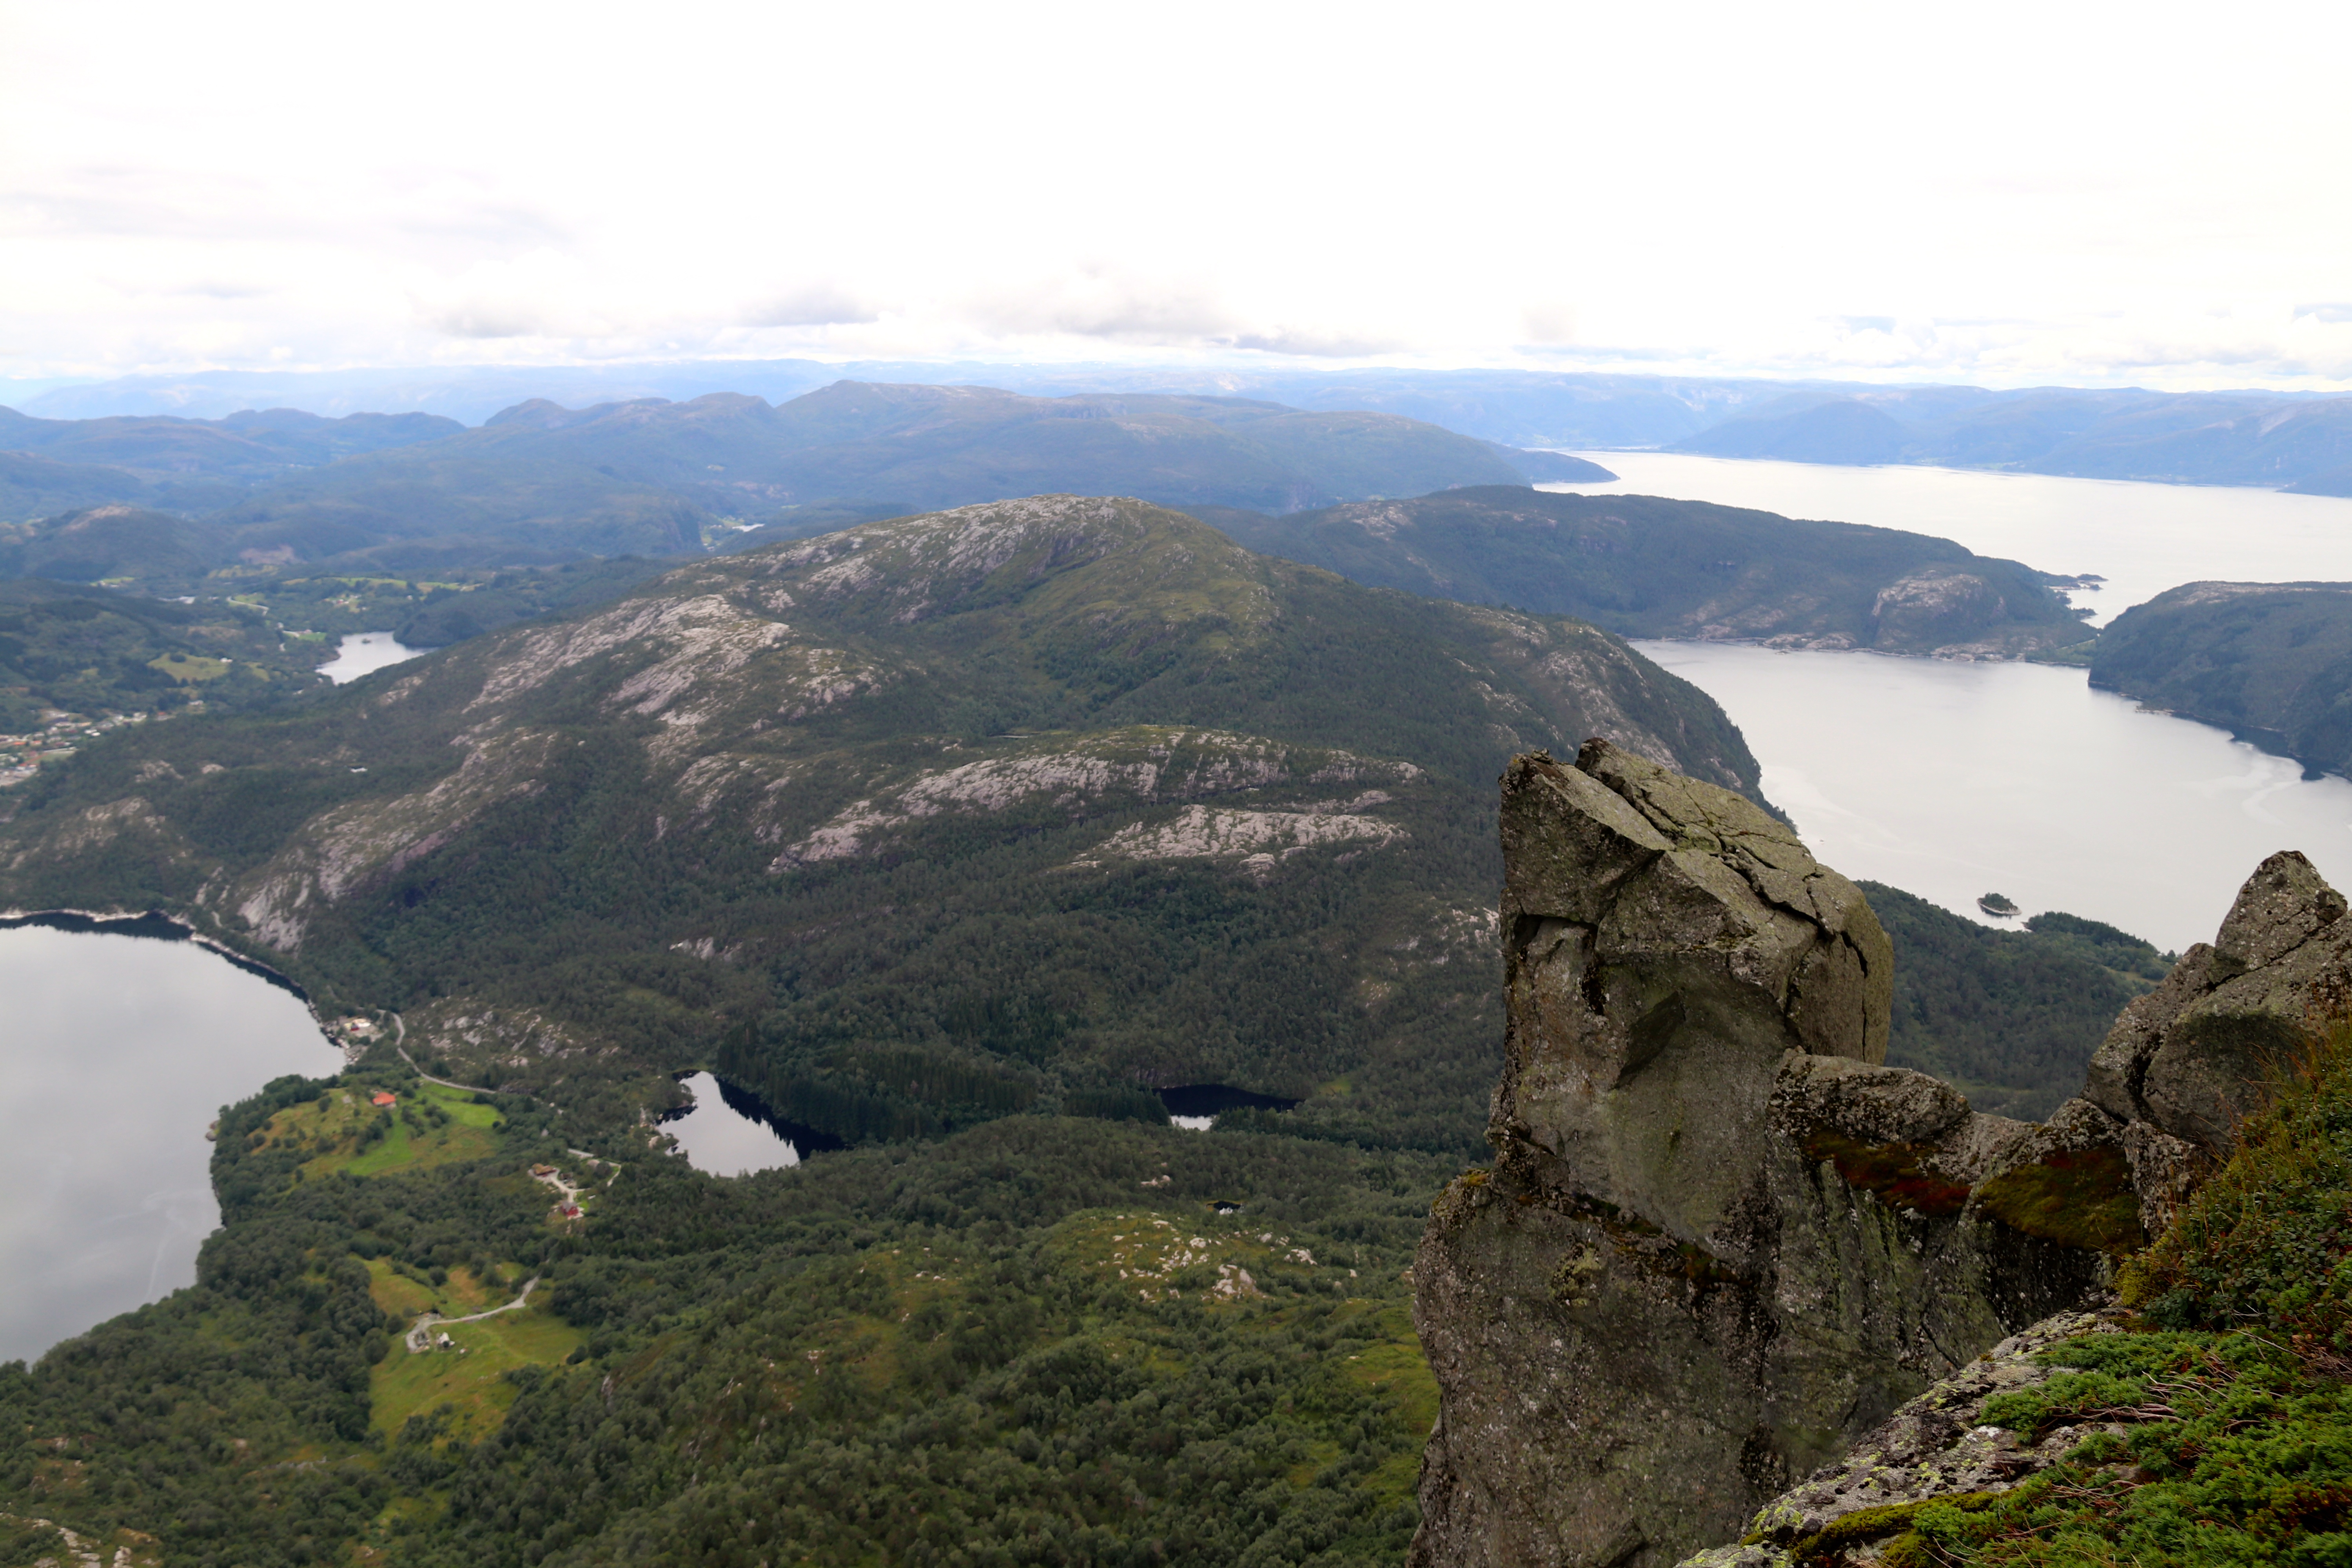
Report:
0,496,1768,1162
0,1062,1450,1567
1201,486,2089,659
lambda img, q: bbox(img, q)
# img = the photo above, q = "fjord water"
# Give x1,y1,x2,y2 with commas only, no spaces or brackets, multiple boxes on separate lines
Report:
318,631,423,684
1635,641,2352,955
0,924,339,1363
1547,454,2352,625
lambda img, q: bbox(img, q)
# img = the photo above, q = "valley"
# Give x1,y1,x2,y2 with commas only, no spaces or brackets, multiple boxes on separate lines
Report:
8,396,2352,1568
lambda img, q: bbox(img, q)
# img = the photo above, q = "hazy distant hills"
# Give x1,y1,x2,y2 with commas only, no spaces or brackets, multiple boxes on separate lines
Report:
1674,388,2352,486
18,360,2352,490
0,383,1606,584
1202,486,2090,658
0,406,462,517
0,495,1761,1155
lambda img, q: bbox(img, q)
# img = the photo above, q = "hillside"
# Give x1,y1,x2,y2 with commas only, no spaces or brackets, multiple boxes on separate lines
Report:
2088,581,2352,777
0,385,1597,599
1864,881,2172,1119
203,383,1578,566
0,579,322,730
0,405,464,520
0,495,1766,1157
1670,385,2352,487
1202,485,2090,657
35,365,2352,490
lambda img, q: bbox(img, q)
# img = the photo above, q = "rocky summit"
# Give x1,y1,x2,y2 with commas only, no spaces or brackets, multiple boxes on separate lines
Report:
1405,743,2343,1568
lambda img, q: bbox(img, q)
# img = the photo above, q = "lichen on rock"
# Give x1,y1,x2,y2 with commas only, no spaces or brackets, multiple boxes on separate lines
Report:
1408,743,2136,1568
1460,817,2352,1568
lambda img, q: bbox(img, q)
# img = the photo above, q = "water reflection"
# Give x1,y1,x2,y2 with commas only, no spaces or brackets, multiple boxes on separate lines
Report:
0,921,340,1363
1637,641,2352,953
319,631,423,684
1157,1084,1299,1133
1544,454,2352,626
662,1073,839,1176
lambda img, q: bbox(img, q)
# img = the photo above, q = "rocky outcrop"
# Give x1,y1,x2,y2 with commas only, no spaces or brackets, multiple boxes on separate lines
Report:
1677,1307,2132,1568
2049,846,2352,1248
1652,849,2352,1566
1407,744,2147,1568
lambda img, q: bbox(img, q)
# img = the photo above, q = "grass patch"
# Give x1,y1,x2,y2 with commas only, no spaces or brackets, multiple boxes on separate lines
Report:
145,652,230,683
256,1078,504,1183
370,1304,584,1441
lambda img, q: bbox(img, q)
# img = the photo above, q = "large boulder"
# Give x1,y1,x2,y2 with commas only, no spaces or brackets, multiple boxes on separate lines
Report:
1408,745,2131,1568
2076,848,2350,1233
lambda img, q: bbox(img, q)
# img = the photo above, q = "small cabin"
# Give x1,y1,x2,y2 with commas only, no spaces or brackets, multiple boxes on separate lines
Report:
371,1091,397,1107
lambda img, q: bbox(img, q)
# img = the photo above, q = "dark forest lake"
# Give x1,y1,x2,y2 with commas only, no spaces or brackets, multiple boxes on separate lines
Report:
0,921,341,1363
660,1073,824,1177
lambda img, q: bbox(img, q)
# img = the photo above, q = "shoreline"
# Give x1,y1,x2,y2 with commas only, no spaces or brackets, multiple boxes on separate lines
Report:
0,905,369,1063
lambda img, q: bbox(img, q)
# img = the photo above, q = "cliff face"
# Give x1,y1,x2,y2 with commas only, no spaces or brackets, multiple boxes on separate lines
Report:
1408,744,2132,1568
1669,849,2352,1567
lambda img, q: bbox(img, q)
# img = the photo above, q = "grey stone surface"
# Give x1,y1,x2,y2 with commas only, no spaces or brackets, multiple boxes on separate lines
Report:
1675,1307,2131,1568
2083,849,2352,1155
1409,746,2117,1568
1770,1054,1971,1147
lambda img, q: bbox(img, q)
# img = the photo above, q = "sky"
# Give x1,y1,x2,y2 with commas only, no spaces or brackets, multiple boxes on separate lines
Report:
3,1,2350,391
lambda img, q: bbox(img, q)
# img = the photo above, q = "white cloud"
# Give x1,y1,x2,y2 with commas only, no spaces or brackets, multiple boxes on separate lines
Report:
0,0,2348,390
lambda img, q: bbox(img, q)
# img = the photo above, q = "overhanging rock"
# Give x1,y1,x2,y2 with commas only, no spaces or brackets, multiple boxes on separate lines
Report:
1407,743,2135,1568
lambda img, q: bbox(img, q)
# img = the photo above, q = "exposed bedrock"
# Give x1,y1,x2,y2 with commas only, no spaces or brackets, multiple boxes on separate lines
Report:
1408,743,2138,1568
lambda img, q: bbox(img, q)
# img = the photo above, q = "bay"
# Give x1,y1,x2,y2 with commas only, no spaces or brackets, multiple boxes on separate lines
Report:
1634,640,2352,954
318,631,424,684
0,922,341,1364
1545,454,2352,625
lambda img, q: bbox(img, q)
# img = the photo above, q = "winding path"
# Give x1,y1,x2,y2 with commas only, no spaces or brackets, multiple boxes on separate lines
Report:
404,1275,542,1354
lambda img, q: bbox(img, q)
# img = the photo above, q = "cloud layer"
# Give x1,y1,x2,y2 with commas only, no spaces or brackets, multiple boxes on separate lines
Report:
3,0,2350,390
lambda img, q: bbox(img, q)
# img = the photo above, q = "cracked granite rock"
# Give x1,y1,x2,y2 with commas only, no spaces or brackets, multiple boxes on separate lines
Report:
1408,745,2125,1568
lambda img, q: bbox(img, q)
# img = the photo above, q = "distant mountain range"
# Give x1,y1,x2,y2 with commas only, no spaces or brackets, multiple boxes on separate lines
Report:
13,361,2352,490
1670,388,2352,487
0,383,1608,581
1200,486,2090,659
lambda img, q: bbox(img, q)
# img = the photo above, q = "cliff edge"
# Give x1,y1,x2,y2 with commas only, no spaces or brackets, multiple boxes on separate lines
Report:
1408,743,2205,1567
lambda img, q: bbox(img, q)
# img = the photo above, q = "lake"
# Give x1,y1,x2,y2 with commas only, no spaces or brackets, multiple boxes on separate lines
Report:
1545,454,2352,626
319,631,425,684
0,920,341,1364
1634,641,2352,954
661,1072,809,1177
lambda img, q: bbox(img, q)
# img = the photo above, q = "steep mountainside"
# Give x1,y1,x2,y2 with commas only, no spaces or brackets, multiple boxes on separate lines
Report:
1203,486,2088,658
0,496,1765,1157
2088,581,2352,777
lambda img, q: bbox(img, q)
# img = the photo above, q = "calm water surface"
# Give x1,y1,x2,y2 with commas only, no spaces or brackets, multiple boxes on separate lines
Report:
0,924,339,1363
319,631,424,684
1547,455,2352,625
662,1073,803,1177
1635,641,2352,953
